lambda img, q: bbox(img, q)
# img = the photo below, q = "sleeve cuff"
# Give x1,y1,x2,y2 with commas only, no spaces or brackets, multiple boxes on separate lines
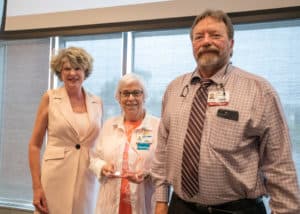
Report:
89,158,106,180
155,185,170,202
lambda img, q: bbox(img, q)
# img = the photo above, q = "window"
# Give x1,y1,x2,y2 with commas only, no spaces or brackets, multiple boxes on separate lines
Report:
0,17,299,214
233,19,300,182
61,33,123,120
132,29,195,116
0,38,50,209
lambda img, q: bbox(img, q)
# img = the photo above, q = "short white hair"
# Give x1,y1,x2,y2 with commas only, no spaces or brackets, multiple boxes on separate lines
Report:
115,73,147,101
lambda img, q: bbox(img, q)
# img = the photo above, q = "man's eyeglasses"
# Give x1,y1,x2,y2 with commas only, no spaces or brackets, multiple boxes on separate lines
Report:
120,90,143,98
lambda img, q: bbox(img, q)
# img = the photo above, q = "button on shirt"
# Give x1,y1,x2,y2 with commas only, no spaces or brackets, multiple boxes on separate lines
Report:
151,64,300,214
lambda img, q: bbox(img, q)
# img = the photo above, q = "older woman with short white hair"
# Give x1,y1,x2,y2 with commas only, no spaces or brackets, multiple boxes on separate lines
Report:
90,73,159,214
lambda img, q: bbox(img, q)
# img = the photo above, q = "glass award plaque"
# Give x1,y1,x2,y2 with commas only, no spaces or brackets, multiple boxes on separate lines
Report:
111,142,145,178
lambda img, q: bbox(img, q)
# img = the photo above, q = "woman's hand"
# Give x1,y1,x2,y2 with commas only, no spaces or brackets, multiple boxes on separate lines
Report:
126,171,145,184
101,163,116,177
33,187,49,214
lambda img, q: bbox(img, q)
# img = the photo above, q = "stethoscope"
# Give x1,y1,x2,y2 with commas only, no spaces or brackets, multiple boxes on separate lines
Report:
180,63,231,98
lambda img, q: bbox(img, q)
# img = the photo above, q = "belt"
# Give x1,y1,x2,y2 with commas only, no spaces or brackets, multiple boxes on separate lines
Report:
174,193,264,213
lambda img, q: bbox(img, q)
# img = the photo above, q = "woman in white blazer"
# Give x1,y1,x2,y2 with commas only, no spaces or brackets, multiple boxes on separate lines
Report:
28,47,103,214
90,73,160,214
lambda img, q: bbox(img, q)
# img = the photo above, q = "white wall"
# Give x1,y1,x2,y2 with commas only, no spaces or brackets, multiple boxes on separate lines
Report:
5,0,300,31
7,0,170,16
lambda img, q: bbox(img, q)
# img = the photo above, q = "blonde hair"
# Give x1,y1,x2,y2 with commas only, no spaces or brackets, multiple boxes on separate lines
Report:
50,47,93,80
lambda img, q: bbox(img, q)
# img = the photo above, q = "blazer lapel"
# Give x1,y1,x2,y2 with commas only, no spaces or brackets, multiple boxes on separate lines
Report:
81,89,101,142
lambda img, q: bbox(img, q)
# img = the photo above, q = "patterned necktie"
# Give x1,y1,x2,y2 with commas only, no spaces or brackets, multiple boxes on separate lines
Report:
181,79,211,198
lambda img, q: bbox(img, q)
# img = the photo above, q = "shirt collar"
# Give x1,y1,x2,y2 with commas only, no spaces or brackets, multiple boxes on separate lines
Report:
190,63,233,85
112,112,153,131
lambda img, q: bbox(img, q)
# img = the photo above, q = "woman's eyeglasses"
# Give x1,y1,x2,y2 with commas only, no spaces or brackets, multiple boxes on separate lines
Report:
120,90,143,98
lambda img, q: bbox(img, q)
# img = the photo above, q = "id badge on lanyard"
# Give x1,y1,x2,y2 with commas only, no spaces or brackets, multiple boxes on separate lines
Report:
207,90,229,106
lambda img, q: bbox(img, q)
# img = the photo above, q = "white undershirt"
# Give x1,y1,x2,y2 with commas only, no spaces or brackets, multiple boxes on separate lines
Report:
73,112,89,139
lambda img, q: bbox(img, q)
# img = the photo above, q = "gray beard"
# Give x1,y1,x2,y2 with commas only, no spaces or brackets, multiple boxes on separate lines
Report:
198,55,225,72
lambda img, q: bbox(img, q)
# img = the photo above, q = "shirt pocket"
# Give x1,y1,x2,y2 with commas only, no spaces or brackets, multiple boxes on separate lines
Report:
207,111,244,152
44,147,65,161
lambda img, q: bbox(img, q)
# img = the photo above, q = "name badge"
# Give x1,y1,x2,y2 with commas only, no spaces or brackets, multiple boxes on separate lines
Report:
217,109,239,121
136,130,152,150
137,142,151,150
207,90,229,106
